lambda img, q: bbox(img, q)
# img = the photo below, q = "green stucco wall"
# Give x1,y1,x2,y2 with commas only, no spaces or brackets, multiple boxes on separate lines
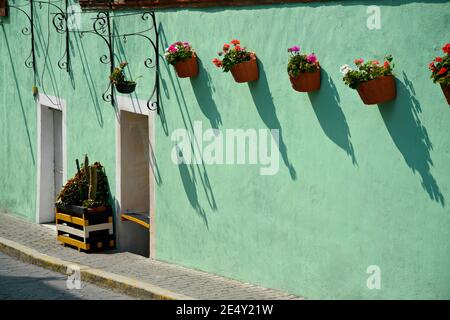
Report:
0,0,449,299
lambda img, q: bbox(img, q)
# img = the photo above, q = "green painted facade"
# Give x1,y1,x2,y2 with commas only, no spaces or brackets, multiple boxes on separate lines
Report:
0,0,449,299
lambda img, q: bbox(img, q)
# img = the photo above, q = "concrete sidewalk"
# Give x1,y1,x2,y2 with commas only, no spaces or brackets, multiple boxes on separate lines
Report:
0,213,302,300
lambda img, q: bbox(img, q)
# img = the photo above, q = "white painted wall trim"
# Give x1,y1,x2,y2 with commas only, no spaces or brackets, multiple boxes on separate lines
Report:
36,94,67,224
115,96,156,258
115,96,152,116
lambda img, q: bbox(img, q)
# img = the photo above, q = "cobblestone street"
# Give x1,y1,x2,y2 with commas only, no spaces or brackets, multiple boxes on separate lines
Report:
0,252,133,300
0,213,301,300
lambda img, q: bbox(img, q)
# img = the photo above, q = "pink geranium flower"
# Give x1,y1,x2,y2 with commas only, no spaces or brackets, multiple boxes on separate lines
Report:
288,46,301,53
307,54,317,64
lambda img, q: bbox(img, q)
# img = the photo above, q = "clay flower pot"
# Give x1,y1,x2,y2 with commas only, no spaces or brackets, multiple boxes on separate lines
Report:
356,75,396,105
230,57,259,83
290,68,321,92
441,84,450,105
174,54,199,78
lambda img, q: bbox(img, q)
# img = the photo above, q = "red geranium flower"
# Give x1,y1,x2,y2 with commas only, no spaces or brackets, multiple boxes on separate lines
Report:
437,67,448,75
223,43,230,51
435,57,443,63
442,43,450,54
383,61,390,69
212,58,222,68
429,62,436,71
231,39,240,46
371,60,380,65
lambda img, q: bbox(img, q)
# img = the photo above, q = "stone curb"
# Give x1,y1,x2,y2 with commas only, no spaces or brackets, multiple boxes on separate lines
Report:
0,236,195,300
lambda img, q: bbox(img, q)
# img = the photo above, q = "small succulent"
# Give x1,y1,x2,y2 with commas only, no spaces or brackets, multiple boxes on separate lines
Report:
109,62,136,85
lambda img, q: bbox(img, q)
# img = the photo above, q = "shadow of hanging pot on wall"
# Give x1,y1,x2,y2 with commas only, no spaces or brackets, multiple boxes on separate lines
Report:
174,53,199,78
231,57,259,83
356,75,397,105
290,67,321,92
440,84,450,105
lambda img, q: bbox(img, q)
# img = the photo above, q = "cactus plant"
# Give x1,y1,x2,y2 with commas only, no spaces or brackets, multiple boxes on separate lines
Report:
88,165,97,201
84,154,89,175
55,155,110,210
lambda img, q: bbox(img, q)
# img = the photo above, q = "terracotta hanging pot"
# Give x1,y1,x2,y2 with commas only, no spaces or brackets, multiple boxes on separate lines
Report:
230,57,259,83
356,75,396,105
441,84,450,105
174,54,199,78
290,68,321,92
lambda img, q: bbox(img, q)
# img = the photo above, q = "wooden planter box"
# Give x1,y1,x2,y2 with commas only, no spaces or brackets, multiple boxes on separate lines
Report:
56,205,115,253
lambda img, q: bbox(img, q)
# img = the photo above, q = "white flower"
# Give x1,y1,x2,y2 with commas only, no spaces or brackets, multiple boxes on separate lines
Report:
340,64,352,75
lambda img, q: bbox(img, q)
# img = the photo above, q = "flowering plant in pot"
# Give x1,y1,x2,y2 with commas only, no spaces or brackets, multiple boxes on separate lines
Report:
110,62,138,94
56,155,110,214
213,39,258,83
429,43,450,105
341,55,396,105
165,41,198,78
287,45,320,92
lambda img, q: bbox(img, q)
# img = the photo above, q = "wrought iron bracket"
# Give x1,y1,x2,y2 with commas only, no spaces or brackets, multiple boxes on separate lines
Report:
5,1,69,79
113,12,160,113
5,1,160,113
57,9,160,113
49,0,70,72
6,1,37,79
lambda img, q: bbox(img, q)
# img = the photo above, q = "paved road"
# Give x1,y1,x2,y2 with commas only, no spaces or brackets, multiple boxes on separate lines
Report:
0,213,302,300
0,252,134,300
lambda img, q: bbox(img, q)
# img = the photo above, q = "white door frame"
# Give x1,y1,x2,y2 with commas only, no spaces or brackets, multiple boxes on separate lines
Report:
115,96,156,258
36,94,67,224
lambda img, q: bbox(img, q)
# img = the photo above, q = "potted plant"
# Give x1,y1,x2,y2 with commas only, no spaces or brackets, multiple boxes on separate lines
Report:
213,39,259,83
287,45,320,92
429,43,450,105
55,155,114,252
56,155,110,215
110,62,137,94
341,55,396,105
165,41,199,78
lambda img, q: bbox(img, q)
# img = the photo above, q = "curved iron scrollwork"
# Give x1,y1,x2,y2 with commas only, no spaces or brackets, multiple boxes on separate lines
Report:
47,7,160,112
36,0,71,73
51,11,65,33
94,11,114,106
47,0,70,72
102,82,113,104
113,11,159,113
70,11,115,106
7,2,36,74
